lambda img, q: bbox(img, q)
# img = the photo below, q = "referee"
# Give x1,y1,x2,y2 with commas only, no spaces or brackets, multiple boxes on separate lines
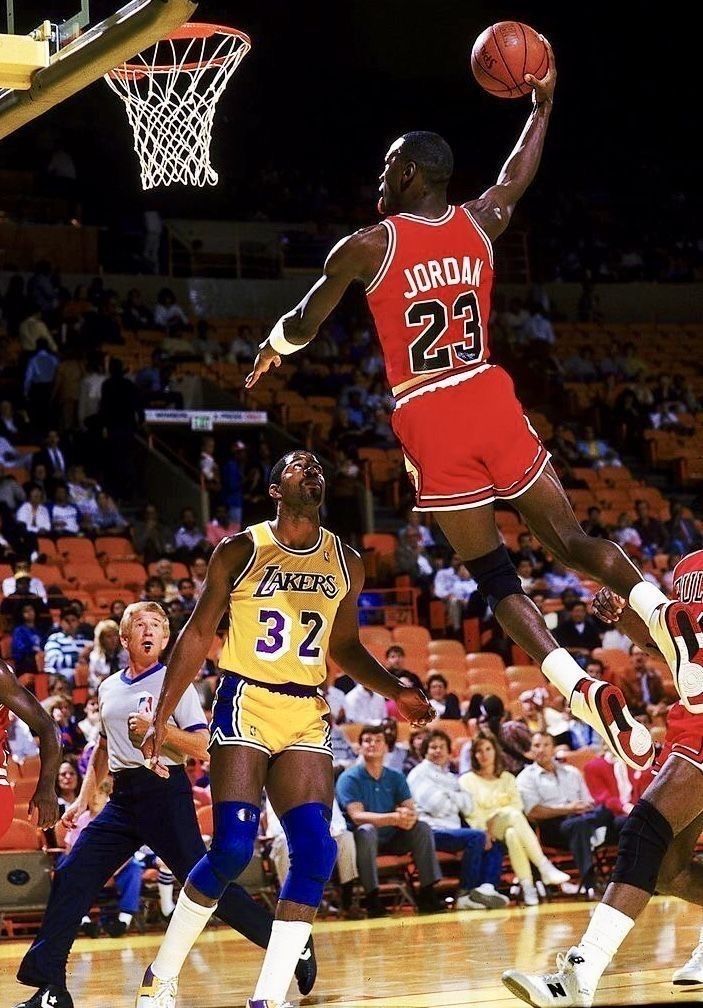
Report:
15,601,315,1008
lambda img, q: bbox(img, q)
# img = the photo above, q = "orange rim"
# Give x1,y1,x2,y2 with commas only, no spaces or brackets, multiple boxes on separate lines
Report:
108,23,251,80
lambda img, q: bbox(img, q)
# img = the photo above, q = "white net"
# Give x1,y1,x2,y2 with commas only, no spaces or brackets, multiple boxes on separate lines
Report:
105,24,250,190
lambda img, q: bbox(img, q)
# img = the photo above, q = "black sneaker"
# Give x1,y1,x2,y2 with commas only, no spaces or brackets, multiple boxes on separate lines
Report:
416,887,445,915
103,918,128,938
14,986,74,1008
80,920,100,938
363,891,389,918
294,936,317,996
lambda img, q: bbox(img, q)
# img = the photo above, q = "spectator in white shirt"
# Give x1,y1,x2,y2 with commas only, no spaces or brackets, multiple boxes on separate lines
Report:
50,484,79,535
2,561,48,603
341,683,386,724
408,729,509,910
16,485,51,534
153,287,189,333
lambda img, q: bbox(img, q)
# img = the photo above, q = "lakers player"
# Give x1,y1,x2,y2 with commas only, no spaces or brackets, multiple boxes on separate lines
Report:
244,38,703,773
137,450,434,1008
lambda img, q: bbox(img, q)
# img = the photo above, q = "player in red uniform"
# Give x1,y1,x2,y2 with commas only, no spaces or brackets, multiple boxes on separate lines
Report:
0,659,62,835
245,38,703,774
502,551,703,1006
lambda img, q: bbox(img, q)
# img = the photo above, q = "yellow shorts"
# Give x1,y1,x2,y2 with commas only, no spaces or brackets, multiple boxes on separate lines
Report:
209,672,332,758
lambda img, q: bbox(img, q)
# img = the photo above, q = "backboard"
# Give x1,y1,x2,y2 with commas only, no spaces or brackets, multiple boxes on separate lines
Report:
0,0,198,138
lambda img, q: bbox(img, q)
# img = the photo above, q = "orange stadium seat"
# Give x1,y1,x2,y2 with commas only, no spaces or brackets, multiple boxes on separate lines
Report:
592,648,631,674
427,639,466,661
465,652,505,672
37,537,59,560
63,560,109,585
196,804,213,838
392,625,431,651
427,651,465,673
95,537,136,561
57,538,96,563
106,562,147,589
93,587,138,612
147,561,191,580
359,626,393,651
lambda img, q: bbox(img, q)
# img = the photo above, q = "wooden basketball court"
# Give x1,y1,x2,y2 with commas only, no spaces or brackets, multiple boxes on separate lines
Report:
1,895,701,1007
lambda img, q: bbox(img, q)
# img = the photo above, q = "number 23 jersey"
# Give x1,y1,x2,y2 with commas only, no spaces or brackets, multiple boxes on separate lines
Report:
218,521,352,688
365,205,494,402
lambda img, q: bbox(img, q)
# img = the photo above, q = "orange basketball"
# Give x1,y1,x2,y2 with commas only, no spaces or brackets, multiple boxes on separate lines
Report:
471,21,549,99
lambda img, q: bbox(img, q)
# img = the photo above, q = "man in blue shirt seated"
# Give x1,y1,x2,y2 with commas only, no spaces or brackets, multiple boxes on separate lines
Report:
336,723,442,918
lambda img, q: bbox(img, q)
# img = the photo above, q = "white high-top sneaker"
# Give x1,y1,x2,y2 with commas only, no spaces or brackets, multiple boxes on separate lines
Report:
673,942,703,986
502,947,596,1007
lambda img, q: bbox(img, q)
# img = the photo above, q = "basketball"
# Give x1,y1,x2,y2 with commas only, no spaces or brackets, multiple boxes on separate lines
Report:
471,21,549,99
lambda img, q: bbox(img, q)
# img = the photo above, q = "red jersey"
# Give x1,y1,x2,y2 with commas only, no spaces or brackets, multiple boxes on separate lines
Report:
672,550,703,622
365,205,494,402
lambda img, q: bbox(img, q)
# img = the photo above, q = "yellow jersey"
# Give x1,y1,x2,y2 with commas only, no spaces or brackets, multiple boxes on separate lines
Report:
218,520,352,687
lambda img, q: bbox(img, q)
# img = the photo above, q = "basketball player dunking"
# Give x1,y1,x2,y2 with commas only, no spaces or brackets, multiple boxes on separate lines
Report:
503,550,703,1005
136,450,434,1008
246,37,703,772
0,659,61,837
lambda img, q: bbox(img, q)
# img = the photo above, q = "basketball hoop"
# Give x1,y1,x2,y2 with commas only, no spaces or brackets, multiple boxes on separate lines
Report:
105,23,250,189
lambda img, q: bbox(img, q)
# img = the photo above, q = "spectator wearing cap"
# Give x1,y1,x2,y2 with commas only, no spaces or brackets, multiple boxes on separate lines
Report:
518,687,548,733
44,605,91,685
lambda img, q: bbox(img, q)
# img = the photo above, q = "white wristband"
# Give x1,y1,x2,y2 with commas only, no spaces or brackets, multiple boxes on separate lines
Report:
262,318,304,356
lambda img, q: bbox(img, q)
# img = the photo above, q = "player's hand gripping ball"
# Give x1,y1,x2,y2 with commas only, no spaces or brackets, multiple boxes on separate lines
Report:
471,21,549,98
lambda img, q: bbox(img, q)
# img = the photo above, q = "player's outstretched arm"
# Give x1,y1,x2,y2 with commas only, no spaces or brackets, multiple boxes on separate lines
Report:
0,659,62,828
465,35,555,242
329,547,435,726
245,227,387,388
144,534,254,768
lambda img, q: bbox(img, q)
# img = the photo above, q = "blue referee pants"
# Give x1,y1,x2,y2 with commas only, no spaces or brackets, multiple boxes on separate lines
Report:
18,766,271,990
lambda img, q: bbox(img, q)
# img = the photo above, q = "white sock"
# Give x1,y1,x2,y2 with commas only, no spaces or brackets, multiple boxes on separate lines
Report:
629,581,668,625
252,919,312,1002
81,915,91,925
152,889,216,980
158,878,175,917
541,648,586,698
576,903,635,985
118,912,132,926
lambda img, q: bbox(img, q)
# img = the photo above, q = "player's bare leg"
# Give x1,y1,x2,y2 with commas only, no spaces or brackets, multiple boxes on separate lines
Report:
246,749,335,1008
434,496,654,770
518,463,703,712
137,745,268,1008
502,756,703,1007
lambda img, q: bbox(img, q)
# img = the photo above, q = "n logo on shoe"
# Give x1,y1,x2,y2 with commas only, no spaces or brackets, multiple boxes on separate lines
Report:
546,981,567,998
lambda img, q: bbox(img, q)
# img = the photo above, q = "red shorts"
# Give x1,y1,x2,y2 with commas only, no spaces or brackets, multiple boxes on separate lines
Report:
653,701,703,774
0,779,14,839
390,364,550,511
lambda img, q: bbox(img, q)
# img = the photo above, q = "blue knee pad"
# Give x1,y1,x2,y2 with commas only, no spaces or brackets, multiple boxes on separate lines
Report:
188,801,260,901
279,802,336,908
